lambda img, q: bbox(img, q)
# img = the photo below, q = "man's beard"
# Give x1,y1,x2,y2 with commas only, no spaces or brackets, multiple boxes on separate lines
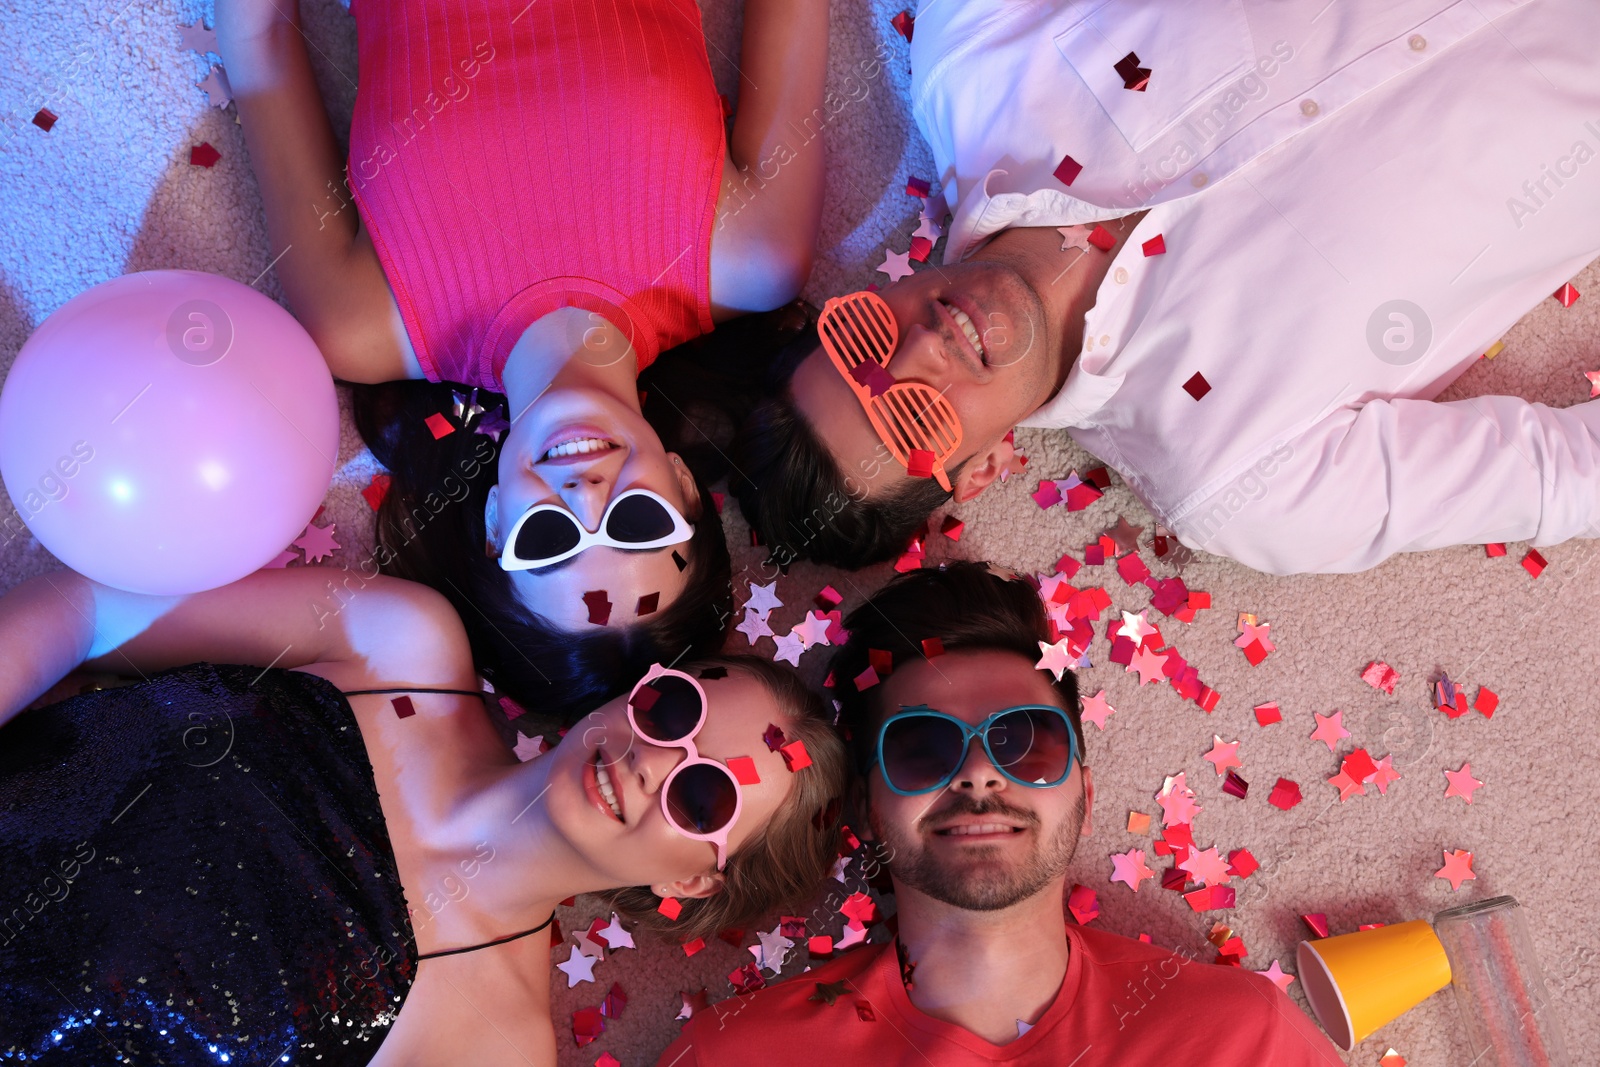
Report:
870,790,1084,911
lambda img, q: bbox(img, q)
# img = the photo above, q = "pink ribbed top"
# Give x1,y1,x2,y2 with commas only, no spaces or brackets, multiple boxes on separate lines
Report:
347,0,725,391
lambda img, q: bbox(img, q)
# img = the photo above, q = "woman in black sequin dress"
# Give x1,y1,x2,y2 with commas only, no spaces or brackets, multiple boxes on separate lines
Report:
0,567,845,1065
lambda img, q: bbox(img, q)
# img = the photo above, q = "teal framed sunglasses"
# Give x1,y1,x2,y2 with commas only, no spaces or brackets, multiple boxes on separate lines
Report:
872,704,1079,797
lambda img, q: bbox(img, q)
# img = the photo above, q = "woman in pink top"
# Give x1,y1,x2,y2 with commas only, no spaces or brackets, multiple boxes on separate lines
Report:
215,0,827,728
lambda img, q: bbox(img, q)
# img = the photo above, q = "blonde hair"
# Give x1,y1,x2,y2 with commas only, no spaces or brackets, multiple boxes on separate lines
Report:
596,654,846,942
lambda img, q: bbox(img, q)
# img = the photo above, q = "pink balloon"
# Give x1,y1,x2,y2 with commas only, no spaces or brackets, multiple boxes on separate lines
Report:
0,271,338,594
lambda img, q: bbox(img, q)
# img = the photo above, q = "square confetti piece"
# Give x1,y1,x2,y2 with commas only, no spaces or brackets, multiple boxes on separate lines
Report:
1554,282,1581,307
853,666,880,691
905,176,930,197
1196,687,1220,713
1182,372,1211,401
1141,234,1166,256
32,108,57,131
189,142,221,168
905,449,935,479
921,637,945,658
1240,639,1268,666
1482,340,1505,360
597,1054,622,1067
1053,153,1083,186
361,473,392,511
1474,686,1498,718
1086,224,1115,252
1066,884,1099,924
1253,701,1282,726
682,937,705,956
781,739,812,771
1268,777,1302,810
1302,913,1330,938
1221,770,1248,798
1126,811,1151,834
635,592,660,617
392,695,416,719
1484,542,1507,557
908,236,933,262
940,516,964,540
583,590,613,626
1227,848,1258,878
424,412,455,439
1521,548,1547,577
891,9,914,41
726,756,761,785
808,935,833,955
658,897,683,921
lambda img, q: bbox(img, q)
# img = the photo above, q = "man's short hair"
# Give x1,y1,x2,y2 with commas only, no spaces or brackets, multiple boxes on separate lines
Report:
827,561,1085,779
729,325,962,569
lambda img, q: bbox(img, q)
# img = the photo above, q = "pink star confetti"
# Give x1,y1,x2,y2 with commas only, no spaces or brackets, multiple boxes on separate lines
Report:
876,249,914,283
1256,960,1295,994
1081,690,1116,730
1179,846,1231,888
914,214,944,241
1362,660,1401,695
197,65,232,109
293,522,339,562
1202,736,1241,776
1110,849,1154,892
1117,610,1155,646
1586,370,1600,398
736,608,774,645
1435,849,1477,891
836,922,869,950
772,629,805,667
1155,773,1202,826
1058,225,1093,252
1369,754,1401,794
792,610,833,648
1443,762,1484,804
744,581,782,616
1235,619,1274,653
1328,767,1364,802
1035,638,1080,681
1309,710,1350,752
178,19,219,55
1128,644,1166,686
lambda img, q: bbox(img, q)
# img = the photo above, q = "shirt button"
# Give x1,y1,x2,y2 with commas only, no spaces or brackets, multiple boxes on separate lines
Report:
1409,34,1427,51
1085,336,1095,351
1190,172,1208,188
1114,267,1129,284
1099,334,1111,346
1299,98,1320,117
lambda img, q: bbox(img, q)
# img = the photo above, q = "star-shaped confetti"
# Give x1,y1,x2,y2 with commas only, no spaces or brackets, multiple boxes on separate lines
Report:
745,581,783,616
1128,644,1166,686
556,944,599,986
1587,370,1600,398
1369,755,1401,795
809,979,849,1006
876,249,914,283
792,611,832,648
598,913,635,950
829,855,851,882
836,922,869,950
1109,848,1154,892
1435,849,1476,891
736,608,774,645
1081,690,1115,730
473,405,509,441
512,733,546,761
756,926,795,974
1309,710,1350,752
1106,517,1144,556
197,65,232,109
1035,638,1079,681
1256,960,1295,994
1155,773,1202,826
1235,620,1275,653
178,19,219,55
1117,610,1155,647
1202,736,1241,776
1443,762,1484,804
913,214,943,241
773,630,805,667
1057,225,1093,253
1179,846,1231,888
293,522,340,562
1328,767,1364,802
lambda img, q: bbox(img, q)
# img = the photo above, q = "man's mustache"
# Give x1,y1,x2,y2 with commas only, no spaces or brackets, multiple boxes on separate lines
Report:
919,793,1039,831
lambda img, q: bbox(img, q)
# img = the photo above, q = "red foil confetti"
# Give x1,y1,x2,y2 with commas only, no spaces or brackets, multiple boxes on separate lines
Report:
582,590,612,625
361,473,392,511
853,666,880,692
424,412,455,438
1141,234,1166,256
1268,777,1302,810
1053,154,1084,186
891,9,914,41
940,515,965,540
839,892,878,926
1086,224,1116,252
1474,686,1499,718
1066,884,1100,924
1182,372,1211,400
1484,542,1507,557
1301,913,1331,939
905,448,935,479
808,935,833,956
597,1054,622,1067
572,1007,605,1048
762,724,787,751
1113,50,1151,91
905,176,930,197
728,962,766,994
868,648,894,676
1221,770,1248,798
1521,548,1547,577
391,695,416,719
1227,848,1258,878
635,592,660,617
32,108,57,132
1554,282,1581,307
908,236,933,262
1253,701,1282,726
189,142,221,168
781,739,812,771
657,897,683,921
1361,661,1400,695
682,937,705,957
498,695,527,721
850,360,897,398
726,756,760,785
921,637,945,658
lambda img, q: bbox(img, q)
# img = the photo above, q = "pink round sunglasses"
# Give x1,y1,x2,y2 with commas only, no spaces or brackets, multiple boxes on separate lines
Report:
625,664,746,871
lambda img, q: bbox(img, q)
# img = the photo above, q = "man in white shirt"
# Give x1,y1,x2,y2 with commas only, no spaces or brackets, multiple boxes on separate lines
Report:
730,0,1600,575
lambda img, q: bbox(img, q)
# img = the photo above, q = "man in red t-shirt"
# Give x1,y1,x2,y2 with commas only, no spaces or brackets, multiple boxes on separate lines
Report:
659,562,1342,1066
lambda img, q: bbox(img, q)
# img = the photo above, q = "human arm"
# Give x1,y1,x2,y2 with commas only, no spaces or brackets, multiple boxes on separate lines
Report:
214,0,421,383
0,566,471,729
708,0,829,317
1174,395,1600,575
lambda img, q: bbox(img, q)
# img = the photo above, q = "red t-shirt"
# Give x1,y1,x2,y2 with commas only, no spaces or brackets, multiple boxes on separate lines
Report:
658,924,1343,1066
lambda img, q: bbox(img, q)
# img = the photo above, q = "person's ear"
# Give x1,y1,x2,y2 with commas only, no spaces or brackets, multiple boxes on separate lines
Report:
951,435,1016,503
1079,765,1095,838
653,872,724,901
483,483,502,557
667,453,703,518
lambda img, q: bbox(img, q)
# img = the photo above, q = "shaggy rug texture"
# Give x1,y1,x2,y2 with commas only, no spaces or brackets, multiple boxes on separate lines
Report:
1,0,1596,1063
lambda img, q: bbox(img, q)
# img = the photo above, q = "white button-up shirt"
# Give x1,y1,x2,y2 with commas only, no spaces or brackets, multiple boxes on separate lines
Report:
911,0,1600,574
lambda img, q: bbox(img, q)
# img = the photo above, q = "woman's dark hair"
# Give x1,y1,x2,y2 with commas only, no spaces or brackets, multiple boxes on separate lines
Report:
351,377,732,733
826,561,1085,782
596,654,847,942
640,303,960,571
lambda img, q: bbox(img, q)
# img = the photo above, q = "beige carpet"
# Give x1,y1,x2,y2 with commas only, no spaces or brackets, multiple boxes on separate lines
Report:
1,0,1596,1063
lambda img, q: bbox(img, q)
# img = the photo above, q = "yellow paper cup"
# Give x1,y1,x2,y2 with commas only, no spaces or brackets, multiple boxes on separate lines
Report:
1296,921,1452,1050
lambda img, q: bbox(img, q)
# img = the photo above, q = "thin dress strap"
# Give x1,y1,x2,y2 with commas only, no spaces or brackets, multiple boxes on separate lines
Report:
341,687,492,701
415,913,556,961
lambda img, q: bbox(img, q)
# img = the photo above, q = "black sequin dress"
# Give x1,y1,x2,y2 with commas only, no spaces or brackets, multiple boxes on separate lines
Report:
0,663,417,1065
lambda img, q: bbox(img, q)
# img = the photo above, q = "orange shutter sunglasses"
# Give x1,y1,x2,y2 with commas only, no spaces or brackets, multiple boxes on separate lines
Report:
817,291,964,491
